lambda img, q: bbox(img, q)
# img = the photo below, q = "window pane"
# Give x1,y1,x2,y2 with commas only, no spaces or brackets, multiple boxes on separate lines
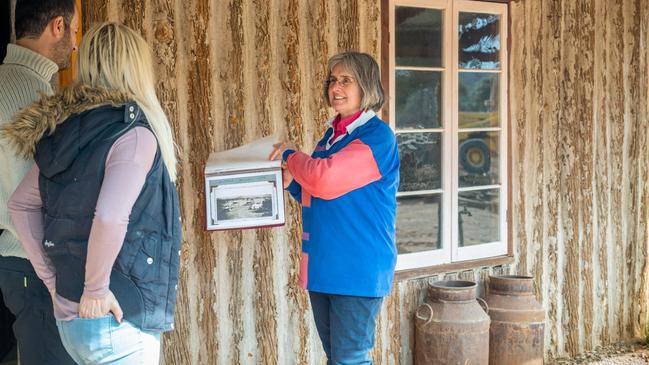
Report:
458,189,499,246
459,72,500,128
396,70,443,129
396,7,443,68
458,12,500,69
398,132,442,192
397,194,442,254
458,131,500,187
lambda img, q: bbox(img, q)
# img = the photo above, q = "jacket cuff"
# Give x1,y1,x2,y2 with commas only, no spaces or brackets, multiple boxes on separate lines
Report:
286,179,299,191
282,149,296,162
82,286,110,299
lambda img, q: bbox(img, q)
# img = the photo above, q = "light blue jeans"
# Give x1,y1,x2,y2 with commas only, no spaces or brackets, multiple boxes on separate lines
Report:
56,315,160,365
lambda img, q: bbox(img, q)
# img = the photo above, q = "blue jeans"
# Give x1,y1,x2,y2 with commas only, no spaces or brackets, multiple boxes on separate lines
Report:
56,316,160,365
309,291,383,365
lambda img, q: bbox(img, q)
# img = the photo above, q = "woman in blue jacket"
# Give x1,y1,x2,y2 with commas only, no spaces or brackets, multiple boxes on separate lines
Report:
270,51,399,364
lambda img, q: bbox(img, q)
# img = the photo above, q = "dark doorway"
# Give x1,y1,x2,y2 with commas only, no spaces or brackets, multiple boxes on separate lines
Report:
0,0,10,61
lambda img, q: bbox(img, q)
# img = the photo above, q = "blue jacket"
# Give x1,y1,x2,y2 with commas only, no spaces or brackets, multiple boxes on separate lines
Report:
283,111,399,297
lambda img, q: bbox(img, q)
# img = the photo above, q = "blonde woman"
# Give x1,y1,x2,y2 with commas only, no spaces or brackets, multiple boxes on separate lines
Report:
4,22,181,364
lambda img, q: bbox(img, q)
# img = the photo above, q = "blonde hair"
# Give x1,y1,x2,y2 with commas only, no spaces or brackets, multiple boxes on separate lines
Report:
323,52,385,112
77,22,177,181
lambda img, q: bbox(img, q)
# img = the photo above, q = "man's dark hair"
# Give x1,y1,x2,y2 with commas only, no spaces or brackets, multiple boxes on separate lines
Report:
15,0,76,40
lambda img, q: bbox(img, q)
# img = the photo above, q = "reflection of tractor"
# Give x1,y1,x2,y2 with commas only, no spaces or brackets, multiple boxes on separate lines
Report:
459,132,491,175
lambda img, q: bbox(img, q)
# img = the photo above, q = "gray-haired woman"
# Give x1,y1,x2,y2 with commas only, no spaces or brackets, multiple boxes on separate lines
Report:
270,51,400,364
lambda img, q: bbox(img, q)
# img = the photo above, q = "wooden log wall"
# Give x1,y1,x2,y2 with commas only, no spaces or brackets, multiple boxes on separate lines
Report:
510,0,649,359
17,0,638,362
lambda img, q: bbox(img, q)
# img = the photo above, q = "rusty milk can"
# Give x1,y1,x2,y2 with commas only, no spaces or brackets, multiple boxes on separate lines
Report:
486,275,545,365
415,280,490,365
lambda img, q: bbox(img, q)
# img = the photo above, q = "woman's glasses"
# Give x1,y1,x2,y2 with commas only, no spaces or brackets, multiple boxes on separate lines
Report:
327,76,355,88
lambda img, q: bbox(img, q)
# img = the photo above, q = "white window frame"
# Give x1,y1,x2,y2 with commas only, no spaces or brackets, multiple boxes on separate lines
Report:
389,0,509,270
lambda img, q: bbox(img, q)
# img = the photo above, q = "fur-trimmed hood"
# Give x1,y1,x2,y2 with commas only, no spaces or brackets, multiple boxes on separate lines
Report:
1,84,131,159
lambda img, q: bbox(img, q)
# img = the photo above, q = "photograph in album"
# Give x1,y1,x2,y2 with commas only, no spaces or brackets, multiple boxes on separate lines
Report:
206,170,284,230
211,176,277,220
204,135,286,230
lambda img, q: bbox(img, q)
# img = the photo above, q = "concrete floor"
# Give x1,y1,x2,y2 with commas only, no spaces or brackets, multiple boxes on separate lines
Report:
552,341,649,365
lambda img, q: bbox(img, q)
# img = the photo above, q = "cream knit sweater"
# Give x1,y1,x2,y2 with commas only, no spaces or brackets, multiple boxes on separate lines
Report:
0,44,58,258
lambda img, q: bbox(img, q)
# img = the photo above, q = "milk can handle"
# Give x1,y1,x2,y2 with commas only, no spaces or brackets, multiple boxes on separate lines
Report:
477,297,489,314
415,303,434,325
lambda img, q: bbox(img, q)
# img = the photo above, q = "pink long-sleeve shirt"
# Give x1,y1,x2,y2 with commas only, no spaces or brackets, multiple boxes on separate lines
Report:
8,126,157,320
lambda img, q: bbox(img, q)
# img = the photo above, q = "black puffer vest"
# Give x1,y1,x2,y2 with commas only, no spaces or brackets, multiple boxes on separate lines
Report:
34,102,181,332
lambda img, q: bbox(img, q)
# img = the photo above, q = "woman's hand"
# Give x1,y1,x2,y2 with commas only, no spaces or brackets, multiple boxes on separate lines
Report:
281,161,294,188
270,142,298,188
78,290,123,323
269,142,298,161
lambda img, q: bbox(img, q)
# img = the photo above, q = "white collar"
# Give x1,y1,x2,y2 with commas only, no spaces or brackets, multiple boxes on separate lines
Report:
325,110,376,148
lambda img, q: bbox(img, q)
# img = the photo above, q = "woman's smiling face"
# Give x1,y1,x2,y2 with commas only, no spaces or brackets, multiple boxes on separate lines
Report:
327,64,362,119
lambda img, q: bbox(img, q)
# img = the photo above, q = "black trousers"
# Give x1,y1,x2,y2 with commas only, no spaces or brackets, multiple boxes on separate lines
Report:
0,256,75,365
0,287,16,360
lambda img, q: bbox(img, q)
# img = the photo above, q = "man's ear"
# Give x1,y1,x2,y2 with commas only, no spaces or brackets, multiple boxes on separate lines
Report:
49,15,66,40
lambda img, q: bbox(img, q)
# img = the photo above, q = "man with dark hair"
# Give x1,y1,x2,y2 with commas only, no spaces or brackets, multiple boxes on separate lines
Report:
0,0,78,364
13,0,77,69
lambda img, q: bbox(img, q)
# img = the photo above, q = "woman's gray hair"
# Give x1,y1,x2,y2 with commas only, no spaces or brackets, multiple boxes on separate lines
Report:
323,52,385,112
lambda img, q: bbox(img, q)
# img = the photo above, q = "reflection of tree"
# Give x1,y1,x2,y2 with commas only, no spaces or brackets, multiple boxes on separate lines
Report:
401,163,439,191
398,133,441,191
459,74,499,113
396,7,442,67
459,13,500,69
396,71,441,128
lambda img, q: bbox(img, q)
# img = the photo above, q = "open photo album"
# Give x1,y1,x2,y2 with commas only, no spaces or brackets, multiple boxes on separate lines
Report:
204,135,285,230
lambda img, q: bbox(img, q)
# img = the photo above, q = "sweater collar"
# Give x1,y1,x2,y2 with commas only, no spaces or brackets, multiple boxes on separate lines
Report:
3,44,59,83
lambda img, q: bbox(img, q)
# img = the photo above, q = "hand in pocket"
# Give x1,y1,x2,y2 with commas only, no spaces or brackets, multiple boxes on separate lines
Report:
78,290,123,323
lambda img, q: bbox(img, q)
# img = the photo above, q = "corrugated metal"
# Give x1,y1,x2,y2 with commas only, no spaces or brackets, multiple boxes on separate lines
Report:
68,0,649,363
